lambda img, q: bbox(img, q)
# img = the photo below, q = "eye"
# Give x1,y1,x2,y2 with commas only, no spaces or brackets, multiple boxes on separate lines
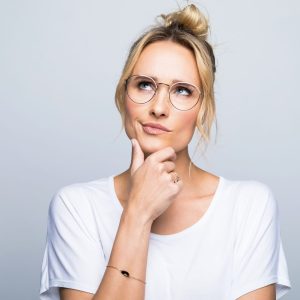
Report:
137,80,155,91
174,85,192,96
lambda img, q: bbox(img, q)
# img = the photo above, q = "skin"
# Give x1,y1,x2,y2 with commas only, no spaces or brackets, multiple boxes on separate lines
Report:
124,41,201,158
60,40,275,299
115,40,221,233
114,40,276,298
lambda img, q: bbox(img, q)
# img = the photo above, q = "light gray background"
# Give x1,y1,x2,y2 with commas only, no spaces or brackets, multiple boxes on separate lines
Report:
0,0,299,299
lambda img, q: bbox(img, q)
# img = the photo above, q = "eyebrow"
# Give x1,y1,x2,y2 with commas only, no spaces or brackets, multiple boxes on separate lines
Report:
140,74,188,84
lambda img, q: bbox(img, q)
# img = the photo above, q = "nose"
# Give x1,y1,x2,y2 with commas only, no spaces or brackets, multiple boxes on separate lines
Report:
149,83,170,118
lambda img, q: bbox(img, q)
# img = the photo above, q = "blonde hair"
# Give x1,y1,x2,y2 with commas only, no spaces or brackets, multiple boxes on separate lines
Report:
115,4,216,153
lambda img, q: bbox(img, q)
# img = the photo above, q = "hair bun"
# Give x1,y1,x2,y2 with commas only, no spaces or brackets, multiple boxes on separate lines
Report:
160,4,209,39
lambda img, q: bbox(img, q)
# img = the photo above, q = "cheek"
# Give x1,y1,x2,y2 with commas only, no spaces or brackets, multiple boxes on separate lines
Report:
174,110,199,147
124,98,140,136
124,98,140,122
178,110,198,134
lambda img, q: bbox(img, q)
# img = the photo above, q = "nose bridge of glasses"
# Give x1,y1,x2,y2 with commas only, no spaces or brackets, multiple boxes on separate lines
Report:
155,82,171,95
157,82,170,88
152,82,171,104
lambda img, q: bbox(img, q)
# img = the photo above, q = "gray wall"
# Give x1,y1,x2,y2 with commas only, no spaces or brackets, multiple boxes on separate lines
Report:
0,0,299,299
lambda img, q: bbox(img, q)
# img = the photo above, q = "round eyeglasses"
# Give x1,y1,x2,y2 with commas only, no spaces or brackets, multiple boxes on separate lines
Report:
125,75,202,111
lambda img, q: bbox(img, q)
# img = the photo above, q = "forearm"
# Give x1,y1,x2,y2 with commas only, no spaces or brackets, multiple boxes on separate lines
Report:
92,208,152,300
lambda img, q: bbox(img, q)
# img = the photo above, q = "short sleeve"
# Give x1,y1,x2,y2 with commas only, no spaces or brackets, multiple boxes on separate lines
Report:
40,189,106,300
231,183,291,299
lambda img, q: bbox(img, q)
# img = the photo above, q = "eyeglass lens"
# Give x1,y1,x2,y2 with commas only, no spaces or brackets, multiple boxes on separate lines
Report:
126,75,200,111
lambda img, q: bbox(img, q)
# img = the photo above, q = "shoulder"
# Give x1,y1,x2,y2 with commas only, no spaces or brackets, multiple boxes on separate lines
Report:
48,175,113,224
224,177,275,204
223,177,278,224
50,175,111,207
222,177,278,217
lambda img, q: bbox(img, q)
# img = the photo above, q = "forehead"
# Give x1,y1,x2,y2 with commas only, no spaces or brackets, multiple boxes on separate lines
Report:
132,40,200,85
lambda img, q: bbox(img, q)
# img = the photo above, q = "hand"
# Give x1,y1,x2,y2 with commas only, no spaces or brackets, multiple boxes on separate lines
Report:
124,138,183,224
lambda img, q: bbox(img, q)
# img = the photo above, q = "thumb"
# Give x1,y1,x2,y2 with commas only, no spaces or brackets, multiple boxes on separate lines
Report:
130,138,144,176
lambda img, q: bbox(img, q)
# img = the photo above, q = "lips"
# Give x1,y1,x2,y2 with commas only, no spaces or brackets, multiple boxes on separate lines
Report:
141,122,171,135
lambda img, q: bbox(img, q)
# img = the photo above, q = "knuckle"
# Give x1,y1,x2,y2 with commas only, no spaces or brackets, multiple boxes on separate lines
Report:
170,184,179,194
165,173,172,183
156,163,163,173
146,155,154,164
163,162,169,171
167,146,175,154
162,162,169,171
173,183,181,192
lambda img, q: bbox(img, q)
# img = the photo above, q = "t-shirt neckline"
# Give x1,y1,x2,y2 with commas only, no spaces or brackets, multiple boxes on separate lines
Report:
108,174,225,241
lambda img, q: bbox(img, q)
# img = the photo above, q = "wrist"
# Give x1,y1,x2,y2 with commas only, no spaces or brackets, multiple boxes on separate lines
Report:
121,205,153,231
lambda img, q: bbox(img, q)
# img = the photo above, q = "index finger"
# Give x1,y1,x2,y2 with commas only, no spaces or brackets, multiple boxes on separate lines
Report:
147,146,176,163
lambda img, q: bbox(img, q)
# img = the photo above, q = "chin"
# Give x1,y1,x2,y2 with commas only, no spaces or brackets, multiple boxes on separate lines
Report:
138,138,173,155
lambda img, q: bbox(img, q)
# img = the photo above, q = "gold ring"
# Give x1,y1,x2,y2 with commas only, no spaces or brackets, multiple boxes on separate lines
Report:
172,172,180,183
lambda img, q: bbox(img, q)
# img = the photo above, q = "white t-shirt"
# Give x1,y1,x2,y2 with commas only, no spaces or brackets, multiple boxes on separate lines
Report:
40,175,291,300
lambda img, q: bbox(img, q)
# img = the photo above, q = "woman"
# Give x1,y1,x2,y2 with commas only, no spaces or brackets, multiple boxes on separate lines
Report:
40,4,291,300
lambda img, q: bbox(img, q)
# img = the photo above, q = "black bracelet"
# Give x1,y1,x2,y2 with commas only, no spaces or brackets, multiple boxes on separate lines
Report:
106,265,146,284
